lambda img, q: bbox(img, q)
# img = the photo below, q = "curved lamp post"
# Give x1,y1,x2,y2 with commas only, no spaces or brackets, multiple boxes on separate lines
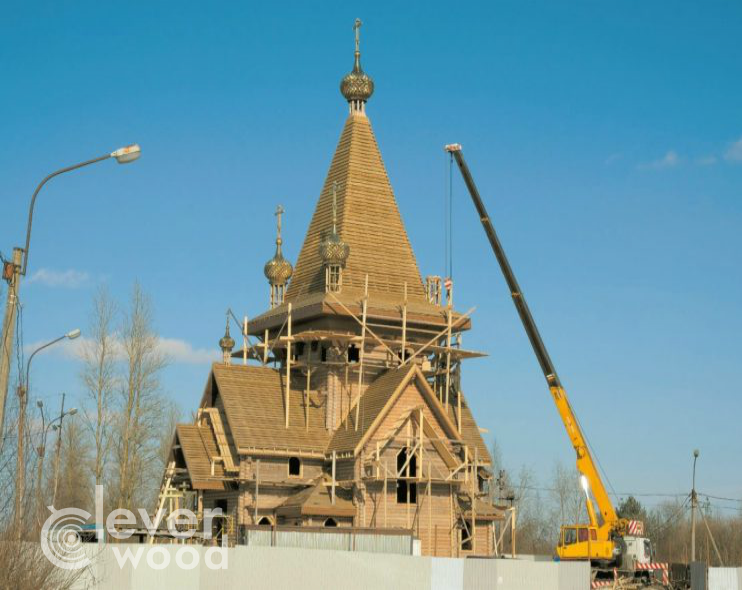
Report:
36,398,77,520
1,144,140,442
15,329,80,528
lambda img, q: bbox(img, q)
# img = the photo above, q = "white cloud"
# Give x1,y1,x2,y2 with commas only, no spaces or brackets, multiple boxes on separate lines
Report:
639,150,680,170
724,137,742,162
157,337,219,365
27,268,89,288
695,155,717,166
25,335,218,366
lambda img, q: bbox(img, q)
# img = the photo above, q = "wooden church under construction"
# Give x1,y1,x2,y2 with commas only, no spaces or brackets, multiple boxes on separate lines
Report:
162,20,504,557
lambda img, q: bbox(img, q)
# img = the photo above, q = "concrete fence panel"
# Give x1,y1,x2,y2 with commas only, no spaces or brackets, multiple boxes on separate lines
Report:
431,557,464,590
708,567,740,590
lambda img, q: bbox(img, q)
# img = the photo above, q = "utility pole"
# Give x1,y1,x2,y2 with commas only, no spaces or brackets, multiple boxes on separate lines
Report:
691,449,699,562
0,248,23,442
14,383,27,531
52,392,66,506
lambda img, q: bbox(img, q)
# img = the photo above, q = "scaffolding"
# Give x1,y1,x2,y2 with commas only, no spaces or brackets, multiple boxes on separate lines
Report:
155,275,511,556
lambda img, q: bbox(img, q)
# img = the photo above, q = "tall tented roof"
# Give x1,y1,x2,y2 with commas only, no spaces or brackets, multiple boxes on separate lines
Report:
285,113,427,304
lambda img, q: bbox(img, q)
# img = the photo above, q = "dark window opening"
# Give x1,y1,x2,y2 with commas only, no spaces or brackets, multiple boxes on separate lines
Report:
396,448,417,504
323,517,338,527
461,521,472,550
293,342,305,359
288,456,301,476
398,349,413,362
258,517,272,526
348,345,360,362
311,341,319,352
213,499,228,541
321,346,327,362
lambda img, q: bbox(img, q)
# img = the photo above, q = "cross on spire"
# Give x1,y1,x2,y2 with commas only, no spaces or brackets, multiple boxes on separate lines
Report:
353,18,362,54
275,205,284,239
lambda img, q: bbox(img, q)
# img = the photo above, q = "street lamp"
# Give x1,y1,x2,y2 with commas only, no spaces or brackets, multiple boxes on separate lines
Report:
14,330,81,527
690,449,699,562
0,144,141,442
35,399,76,520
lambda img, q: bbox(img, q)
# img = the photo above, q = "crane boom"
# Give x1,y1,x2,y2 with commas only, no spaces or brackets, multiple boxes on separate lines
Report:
444,143,618,528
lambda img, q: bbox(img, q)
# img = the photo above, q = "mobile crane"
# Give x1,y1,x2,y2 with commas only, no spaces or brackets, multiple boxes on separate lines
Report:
444,144,655,579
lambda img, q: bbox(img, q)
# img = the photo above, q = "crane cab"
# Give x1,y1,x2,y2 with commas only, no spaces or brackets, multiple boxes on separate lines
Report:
556,525,614,561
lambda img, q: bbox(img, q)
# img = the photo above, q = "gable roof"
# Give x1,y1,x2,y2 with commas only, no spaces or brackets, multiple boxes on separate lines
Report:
175,424,225,491
327,364,462,456
285,113,426,304
191,362,490,465
212,363,330,454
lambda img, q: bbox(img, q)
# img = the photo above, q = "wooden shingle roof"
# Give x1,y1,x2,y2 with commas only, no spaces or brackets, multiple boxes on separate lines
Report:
197,363,490,464
212,363,330,454
176,424,225,491
276,477,356,518
285,112,427,304
327,365,416,454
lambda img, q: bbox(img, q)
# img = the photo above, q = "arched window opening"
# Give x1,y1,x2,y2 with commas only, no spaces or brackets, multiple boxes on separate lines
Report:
258,517,272,526
323,517,338,527
288,456,301,477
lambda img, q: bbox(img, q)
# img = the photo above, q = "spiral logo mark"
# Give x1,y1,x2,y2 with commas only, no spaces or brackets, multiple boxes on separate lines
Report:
41,505,93,570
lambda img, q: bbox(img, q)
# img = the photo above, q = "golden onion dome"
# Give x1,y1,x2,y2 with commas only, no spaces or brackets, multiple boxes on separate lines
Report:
264,239,293,286
340,19,374,104
319,230,350,267
320,181,350,267
219,317,235,353
264,205,293,285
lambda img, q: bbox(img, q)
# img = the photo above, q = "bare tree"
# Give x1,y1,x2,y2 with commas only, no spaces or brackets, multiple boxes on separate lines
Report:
79,286,118,491
54,415,93,512
549,461,585,531
113,283,168,511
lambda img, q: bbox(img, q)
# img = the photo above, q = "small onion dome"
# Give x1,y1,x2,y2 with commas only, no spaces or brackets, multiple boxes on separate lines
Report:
340,53,374,104
219,319,235,354
263,237,293,285
319,229,350,267
340,19,374,104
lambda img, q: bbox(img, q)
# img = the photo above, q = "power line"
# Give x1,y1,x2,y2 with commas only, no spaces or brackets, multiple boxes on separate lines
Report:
699,491,742,503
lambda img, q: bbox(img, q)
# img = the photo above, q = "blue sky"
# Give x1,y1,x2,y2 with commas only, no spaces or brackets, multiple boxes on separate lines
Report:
1,2,740,509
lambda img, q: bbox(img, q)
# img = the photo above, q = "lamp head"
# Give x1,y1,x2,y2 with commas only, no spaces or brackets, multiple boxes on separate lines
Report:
111,144,141,164
68,408,77,416
37,400,43,409
66,329,81,340
693,449,699,458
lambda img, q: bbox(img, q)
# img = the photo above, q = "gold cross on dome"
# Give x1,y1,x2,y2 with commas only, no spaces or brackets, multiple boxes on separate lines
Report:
354,18,362,53
275,205,284,240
